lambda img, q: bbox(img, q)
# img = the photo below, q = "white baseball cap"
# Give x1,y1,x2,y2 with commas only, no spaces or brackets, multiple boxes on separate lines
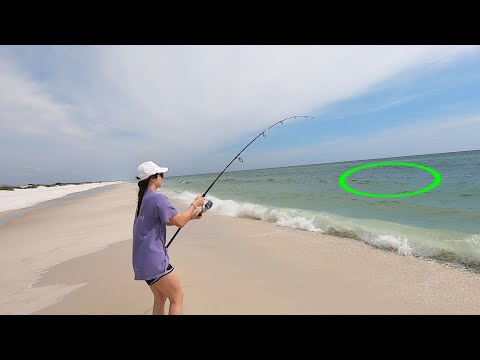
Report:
136,161,169,181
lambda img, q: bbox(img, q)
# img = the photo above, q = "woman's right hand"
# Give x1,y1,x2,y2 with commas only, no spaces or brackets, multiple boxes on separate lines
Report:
192,195,205,208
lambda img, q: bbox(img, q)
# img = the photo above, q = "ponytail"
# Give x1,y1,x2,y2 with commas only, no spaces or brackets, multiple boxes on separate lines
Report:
135,174,159,219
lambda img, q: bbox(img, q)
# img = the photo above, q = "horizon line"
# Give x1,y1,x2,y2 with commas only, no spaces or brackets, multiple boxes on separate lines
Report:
170,148,480,178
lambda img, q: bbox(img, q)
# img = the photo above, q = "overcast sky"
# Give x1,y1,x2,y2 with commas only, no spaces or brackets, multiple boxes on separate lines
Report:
1,45,479,185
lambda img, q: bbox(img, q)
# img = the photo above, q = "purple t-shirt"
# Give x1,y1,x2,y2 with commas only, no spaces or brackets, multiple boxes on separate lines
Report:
132,189,179,280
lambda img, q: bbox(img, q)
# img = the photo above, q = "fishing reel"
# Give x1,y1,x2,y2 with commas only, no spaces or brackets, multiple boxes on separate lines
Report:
195,199,213,218
198,200,213,216
202,199,213,213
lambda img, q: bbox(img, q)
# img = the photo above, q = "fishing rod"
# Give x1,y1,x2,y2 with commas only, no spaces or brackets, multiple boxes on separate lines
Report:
166,115,315,248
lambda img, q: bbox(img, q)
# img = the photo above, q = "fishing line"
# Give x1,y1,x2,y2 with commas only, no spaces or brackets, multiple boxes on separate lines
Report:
166,115,315,248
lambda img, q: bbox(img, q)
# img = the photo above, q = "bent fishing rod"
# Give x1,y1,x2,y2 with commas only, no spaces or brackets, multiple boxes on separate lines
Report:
166,115,315,248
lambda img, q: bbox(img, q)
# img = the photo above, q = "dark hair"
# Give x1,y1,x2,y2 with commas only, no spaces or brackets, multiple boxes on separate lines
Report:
135,174,159,219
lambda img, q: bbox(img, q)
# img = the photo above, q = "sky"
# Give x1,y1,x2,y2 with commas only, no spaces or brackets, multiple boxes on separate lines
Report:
1,45,480,186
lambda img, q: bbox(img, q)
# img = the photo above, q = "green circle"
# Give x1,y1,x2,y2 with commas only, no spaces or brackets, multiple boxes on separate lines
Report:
338,162,442,198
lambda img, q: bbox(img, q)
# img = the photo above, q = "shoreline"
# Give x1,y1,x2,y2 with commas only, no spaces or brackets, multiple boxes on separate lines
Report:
0,180,124,190
0,181,125,213
162,187,480,275
2,183,480,314
0,182,126,229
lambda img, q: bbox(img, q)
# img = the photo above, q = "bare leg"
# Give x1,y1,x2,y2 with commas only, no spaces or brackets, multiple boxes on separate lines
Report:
149,285,167,315
151,270,184,315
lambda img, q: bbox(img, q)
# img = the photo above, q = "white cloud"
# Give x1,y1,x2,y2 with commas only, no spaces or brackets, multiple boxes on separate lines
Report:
0,56,90,138
426,45,479,66
93,46,480,141
328,92,432,122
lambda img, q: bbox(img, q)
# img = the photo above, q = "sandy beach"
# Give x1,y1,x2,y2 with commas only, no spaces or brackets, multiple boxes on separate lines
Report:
1,182,480,315
0,181,124,213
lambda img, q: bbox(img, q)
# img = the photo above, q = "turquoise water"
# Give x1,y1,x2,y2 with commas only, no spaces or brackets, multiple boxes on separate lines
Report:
162,150,480,271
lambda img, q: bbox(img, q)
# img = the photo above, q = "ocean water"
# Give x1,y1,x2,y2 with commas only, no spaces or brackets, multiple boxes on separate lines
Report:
161,150,480,272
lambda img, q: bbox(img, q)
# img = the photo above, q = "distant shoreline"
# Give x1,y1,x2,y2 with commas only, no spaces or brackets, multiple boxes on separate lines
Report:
0,181,124,191
0,181,125,213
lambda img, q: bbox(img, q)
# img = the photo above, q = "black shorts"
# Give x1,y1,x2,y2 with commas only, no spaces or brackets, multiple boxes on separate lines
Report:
145,263,174,286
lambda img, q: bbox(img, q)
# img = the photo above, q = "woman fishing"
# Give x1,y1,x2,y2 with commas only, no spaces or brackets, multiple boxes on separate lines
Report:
132,161,205,315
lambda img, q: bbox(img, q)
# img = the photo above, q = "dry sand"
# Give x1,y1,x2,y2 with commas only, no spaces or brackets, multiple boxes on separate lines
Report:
0,181,123,212
1,182,480,315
